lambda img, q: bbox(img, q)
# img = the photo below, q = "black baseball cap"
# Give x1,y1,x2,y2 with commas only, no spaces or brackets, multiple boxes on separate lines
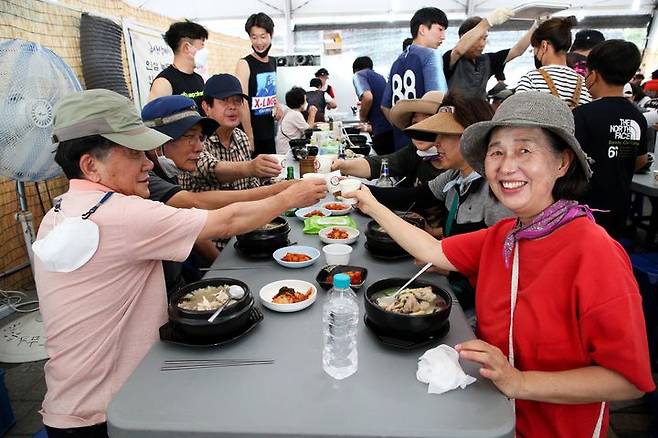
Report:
571,29,605,51
203,73,248,100
315,68,329,77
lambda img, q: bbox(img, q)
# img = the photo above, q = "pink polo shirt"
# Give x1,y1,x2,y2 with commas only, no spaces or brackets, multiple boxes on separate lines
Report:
33,180,208,428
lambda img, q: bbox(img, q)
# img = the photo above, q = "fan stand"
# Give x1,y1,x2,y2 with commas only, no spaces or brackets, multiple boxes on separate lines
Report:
14,181,35,272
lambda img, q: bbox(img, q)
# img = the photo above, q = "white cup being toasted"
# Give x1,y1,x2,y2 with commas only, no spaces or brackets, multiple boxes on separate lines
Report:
338,178,362,204
302,172,325,180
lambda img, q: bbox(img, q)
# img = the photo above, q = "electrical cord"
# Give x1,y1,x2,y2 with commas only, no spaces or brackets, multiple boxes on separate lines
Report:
0,289,39,313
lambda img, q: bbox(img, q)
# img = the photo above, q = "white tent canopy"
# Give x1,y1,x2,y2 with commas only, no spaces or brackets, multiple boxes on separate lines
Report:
127,0,655,23
126,0,656,55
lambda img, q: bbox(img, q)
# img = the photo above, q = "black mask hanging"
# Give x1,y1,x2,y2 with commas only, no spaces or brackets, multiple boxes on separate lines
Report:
534,55,543,69
253,44,272,58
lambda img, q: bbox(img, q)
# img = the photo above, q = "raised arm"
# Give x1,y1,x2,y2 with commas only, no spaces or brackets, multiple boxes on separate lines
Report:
194,151,281,183
166,180,294,210
331,157,372,178
505,20,538,63
344,185,457,270
450,9,513,68
198,179,326,240
450,21,492,68
235,59,255,151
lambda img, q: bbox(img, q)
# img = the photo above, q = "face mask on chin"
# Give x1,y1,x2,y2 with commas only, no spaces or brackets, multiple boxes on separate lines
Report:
416,146,439,158
156,148,181,178
253,44,272,58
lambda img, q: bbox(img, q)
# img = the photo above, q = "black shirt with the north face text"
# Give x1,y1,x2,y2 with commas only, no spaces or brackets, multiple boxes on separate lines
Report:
574,97,648,238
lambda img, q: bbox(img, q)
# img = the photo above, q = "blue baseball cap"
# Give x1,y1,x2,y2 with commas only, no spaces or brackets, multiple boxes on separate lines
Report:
141,95,218,140
203,74,248,100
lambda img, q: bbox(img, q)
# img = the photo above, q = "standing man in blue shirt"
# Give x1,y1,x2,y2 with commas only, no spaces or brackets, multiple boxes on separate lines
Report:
352,56,394,155
382,7,449,150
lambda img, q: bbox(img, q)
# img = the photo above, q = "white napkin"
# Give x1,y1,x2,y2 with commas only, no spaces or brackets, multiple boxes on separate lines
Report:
416,344,476,394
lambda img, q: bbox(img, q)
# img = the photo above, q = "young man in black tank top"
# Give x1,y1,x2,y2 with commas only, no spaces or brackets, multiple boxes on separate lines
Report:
235,12,283,156
149,21,208,111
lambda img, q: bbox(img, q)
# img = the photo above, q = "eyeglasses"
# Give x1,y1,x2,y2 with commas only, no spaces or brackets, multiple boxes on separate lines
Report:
180,133,207,145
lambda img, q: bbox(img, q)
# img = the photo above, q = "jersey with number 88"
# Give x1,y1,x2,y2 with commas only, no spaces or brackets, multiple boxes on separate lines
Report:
391,70,417,105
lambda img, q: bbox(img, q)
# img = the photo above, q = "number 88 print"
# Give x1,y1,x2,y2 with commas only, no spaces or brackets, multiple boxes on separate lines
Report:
391,70,417,105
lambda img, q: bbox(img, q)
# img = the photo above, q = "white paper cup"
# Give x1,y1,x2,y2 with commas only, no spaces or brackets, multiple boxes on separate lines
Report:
302,172,325,180
269,154,288,179
339,178,362,204
315,155,335,174
322,243,353,265
325,170,342,193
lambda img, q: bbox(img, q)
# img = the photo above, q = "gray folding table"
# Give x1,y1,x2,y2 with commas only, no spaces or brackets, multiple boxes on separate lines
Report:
107,198,514,437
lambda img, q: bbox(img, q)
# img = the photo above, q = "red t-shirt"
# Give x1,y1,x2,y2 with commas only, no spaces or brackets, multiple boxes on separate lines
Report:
443,217,655,438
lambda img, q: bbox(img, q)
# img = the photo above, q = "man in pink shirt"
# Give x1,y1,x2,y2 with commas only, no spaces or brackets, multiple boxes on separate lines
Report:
33,89,325,438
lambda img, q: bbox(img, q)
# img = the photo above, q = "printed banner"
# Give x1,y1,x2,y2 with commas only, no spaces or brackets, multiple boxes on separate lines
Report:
123,21,173,109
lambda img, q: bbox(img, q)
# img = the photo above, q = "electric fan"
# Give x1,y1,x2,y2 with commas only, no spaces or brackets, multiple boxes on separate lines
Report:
0,39,82,265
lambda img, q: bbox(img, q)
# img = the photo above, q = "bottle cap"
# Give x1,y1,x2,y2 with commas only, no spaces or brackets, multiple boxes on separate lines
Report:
332,273,350,289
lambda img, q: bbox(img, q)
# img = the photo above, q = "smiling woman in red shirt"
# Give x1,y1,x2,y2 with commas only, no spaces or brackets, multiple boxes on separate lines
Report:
345,91,655,438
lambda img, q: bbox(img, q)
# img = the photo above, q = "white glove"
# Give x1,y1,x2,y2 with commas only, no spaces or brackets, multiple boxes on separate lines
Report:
486,8,514,26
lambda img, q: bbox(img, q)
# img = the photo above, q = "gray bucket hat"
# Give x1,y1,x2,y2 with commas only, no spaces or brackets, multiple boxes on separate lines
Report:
460,91,593,180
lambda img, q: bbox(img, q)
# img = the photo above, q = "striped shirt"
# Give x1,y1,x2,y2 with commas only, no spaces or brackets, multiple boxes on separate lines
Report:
179,128,260,193
515,65,592,107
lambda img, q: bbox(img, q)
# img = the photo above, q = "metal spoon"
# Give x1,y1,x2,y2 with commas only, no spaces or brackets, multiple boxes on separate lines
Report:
391,262,433,298
399,201,416,220
207,285,245,323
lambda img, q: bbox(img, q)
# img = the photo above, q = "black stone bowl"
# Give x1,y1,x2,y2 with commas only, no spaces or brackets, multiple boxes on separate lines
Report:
236,217,290,253
364,278,452,337
348,134,368,146
168,278,254,339
289,138,309,148
364,216,425,257
236,217,290,241
306,145,319,156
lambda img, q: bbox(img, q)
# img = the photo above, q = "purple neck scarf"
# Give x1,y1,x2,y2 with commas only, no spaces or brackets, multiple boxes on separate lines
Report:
503,199,595,268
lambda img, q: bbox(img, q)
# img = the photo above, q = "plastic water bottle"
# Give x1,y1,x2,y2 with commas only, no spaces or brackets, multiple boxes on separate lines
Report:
322,273,359,380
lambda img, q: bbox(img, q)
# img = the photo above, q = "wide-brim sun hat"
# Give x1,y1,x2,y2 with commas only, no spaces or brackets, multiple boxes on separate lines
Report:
389,91,444,131
460,91,593,180
404,104,463,142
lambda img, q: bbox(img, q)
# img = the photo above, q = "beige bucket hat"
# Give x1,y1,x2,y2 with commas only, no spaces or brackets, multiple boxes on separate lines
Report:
389,91,444,130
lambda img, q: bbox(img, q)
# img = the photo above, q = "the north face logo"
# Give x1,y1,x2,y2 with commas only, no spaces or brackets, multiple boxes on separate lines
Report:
610,119,641,141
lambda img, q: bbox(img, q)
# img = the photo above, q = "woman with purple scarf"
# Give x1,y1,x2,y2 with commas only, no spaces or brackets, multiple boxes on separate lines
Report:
345,91,654,438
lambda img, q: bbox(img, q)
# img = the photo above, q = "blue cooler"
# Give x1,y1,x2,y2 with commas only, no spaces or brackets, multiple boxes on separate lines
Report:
0,368,15,437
